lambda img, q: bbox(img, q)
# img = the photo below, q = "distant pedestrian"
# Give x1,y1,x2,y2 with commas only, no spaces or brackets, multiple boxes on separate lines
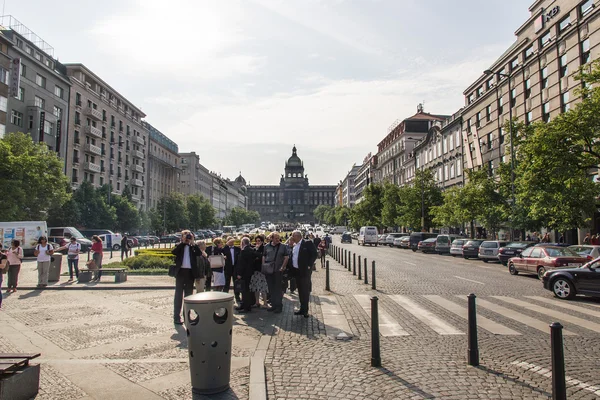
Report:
121,235,130,261
593,234,600,246
211,238,226,291
541,233,550,243
235,237,262,313
584,233,591,245
263,232,289,313
4,239,23,293
318,239,327,268
34,236,54,288
171,230,201,324
57,237,81,282
91,235,104,281
526,234,532,241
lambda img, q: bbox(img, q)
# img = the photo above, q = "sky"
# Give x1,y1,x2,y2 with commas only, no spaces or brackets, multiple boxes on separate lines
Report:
7,0,530,185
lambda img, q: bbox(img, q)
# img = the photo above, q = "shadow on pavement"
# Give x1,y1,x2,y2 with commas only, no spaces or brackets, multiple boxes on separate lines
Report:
378,367,436,399
171,324,188,349
475,365,552,397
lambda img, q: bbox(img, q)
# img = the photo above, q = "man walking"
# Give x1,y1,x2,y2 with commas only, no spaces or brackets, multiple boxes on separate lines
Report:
223,237,241,302
120,235,129,261
263,233,289,313
171,230,201,325
235,237,261,313
290,230,318,318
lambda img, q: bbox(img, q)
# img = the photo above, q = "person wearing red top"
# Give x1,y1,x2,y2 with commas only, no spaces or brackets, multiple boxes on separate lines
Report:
91,235,104,281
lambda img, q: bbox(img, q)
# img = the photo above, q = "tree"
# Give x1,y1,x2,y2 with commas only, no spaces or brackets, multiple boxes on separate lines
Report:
350,183,384,229
187,194,205,231
47,197,81,227
157,192,188,232
71,181,116,229
112,195,141,233
0,132,70,220
462,168,504,238
381,183,401,228
313,205,333,224
223,207,258,227
334,206,351,226
147,208,164,234
396,169,442,231
431,187,468,229
198,196,217,228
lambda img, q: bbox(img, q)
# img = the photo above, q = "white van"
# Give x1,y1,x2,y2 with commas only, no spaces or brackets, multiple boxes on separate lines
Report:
98,233,124,250
358,226,378,246
0,221,47,256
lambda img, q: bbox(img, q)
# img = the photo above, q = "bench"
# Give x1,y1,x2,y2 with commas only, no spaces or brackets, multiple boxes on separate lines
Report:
0,353,41,400
78,268,127,283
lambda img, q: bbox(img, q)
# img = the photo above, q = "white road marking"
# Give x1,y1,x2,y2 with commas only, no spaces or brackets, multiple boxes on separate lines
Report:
403,261,417,266
453,276,485,285
353,295,409,337
525,296,600,319
424,295,520,335
318,295,353,338
511,360,600,395
390,295,463,335
493,296,600,333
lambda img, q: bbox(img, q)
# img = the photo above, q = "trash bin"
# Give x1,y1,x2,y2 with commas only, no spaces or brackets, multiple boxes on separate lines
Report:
184,291,234,395
48,253,63,282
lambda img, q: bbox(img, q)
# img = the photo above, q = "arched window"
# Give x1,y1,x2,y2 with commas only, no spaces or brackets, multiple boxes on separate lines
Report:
293,173,297,178
288,173,291,177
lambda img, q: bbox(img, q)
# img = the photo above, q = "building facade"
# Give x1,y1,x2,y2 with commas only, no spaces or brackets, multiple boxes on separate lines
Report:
3,16,70,157
337,164,361,208
354,153,378,204
246,146,336,223
144,121,179,210
0,31,12,137
64,63,148,210
210,173,248,220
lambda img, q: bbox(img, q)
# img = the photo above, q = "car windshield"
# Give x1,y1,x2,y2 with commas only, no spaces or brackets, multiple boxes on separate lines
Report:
465,240,483,246
506,242,530,249
545,247,580,257
437,236,449,244
452,239,465,246
480,242,498,248
424,238,437,243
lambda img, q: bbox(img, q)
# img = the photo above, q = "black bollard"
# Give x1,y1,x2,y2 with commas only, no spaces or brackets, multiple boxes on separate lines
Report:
110,245,113,260
364,258,368,285
372,260,377,290
358,255,362,279
550,322,566,400
467,293,479,366
343,250,346,268
87,249,91,261
371,296,382,367
353,253,356,275
348,252,352,271
326,260,331,291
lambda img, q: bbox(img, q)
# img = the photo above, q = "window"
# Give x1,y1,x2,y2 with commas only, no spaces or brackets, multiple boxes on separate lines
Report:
34,96,45,109
11,110,23,127
541,67,549,89
0,67,8,84
580,0,594,16
0,96,6,112
562,91,570,112
498,96,504,115
477,86,484,97
34,52,42,62
18,87,24,101
488,160,494,176
45,58,53,69
559,16,571,32
486,77,494,90
540,31,552,47
456,160,462,176
75,92,82,106
20,63,26,77
498,67,507,80
542,102,551,122
524,45,534,60
44,121,53,135
476,111,482,127
526,111,533,125
510,88,517,107
35,74,46,88
28,115,33,129
524,79,531,99
487,132,493,150
499,128,505,145
74,130,80,144
467,93,475,104
467,118,472,132
75,111,81,125
25,45,33,55
510,57,519,71
581,39,591,64
559,54,568,78
54,86,64,99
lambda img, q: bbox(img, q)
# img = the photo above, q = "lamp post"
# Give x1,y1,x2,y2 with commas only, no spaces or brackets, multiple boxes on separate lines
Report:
484,69,516,240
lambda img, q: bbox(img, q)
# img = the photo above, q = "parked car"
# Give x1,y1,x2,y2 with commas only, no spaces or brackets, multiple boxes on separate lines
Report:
535,243,571,247
160,235,180,243
498,242,536,265
568,245,600,261
542,258,600,300
351,232,359,240
410,232,438,251
147,236,160,245
48,227,92,252
392,236,409,248
462,240,484,259
341,232,353,243
435,234,462,254
378,234,387,244
399,236,411,249
385,233,406,247
417,238,437,253
450,239,467,257
358,226,379,246
478,240,509,263
98,233,124,250
508,246,588,280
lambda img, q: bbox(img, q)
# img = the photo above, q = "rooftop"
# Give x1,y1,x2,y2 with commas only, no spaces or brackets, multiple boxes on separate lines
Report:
0,15,54,57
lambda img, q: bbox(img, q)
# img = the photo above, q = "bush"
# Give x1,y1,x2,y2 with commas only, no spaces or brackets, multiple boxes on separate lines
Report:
134,249,175,259
123,255,172,270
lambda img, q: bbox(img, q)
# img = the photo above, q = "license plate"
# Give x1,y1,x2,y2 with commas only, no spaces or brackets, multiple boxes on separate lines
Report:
568,263,581,267
467,247,474,250
504,251,514,255
484,250,493,254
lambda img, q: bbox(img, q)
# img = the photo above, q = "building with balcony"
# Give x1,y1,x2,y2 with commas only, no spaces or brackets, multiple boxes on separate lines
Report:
354,153,378,204
64,63,147,210
0,31,12,137
3,16,71,157
210,173,248,220
179,152,212,200
144,121,180,210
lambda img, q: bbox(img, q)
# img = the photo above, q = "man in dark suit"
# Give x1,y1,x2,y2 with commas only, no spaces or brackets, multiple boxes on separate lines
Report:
223,237,241,302
235,237,262,313
171,230,201,324
289,230,318,317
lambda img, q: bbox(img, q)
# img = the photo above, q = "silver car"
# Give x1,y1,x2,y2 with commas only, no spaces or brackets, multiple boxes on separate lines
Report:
478,240,509,262
450,239,467,257
569,245,600,261
385,233,405,247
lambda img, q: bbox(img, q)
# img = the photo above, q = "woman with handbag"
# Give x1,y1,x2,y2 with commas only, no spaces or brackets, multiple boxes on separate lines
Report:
210,238,226,291
4,239,23,293
90,235,103,282
249,234,268,308
57,237,81,282
195,240,210,293
34,236,54,288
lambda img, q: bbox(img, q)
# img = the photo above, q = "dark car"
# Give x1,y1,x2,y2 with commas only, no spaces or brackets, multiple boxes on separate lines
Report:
498,242,536,265
462,240,484,259
410,232,438,251
160,235,180,243
417,238,437,253
542,257,600,300
341,232,352,244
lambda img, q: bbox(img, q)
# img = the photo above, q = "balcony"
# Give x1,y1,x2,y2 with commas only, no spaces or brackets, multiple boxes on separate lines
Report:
133,164,144,173
84,161,101,173
133,135,144,145
132,150,144,159
84,125,102,139
84,143,102,156
130,178,144,187
84,107,102,121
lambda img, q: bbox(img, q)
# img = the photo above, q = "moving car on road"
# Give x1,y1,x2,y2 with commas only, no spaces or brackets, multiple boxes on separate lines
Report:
508,246,588,280
341,232,353,243
450,239,467,257
417,238,437,253
542,257,600,300
462,240,484,259
498,242,536,265
478,240,508,263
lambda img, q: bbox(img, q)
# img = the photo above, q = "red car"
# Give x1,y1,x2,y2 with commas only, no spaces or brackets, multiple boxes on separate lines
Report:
508,246,588,279
417,238,437,254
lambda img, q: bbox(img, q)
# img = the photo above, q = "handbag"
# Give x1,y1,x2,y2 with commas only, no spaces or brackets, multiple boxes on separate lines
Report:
86,259,97,270
261,244,281,275
168,264,177,277
0,259,8,273
209,254,225,269
234,279,244,293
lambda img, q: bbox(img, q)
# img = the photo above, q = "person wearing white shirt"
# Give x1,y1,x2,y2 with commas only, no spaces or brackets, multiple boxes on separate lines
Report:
171,230,201,324
34,236,54,288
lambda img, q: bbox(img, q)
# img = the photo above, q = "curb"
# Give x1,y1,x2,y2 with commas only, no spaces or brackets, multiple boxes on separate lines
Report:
14,285,175,291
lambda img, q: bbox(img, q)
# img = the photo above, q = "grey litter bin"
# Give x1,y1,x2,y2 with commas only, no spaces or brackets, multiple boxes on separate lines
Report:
48,253,63,282
184,291,234,395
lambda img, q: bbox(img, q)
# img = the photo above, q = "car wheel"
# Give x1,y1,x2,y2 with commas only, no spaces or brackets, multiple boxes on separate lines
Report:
508,263,518,275
482,259,489,263
374,244,378,247
537,266,546,280
552,278,576,300
412,248,417,252
113,244,121,250
463,256,469,259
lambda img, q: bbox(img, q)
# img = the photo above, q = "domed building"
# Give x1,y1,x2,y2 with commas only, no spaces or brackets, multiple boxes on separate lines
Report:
247,146,336,223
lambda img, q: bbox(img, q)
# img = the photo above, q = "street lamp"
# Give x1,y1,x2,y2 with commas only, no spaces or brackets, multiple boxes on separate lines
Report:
484,69,516,240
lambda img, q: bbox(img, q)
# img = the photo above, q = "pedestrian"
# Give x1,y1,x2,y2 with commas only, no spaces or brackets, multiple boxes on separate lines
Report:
194,240,210,293
91,235,104,282
121,234,129,261
250,235,268,308
211,238,226,291
541,233,550,243
318,239,327,268
235,237,262,313
57,237,81,282
34,236,54,288
526,233,532,242
289,230,318,318
171,230,201,324
4,239,23,293
584,233,591,245
222,237,241,302
262,232,289,314
284,237,297,294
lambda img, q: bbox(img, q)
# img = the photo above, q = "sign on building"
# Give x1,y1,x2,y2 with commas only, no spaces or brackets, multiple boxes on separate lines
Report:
9,58,21,98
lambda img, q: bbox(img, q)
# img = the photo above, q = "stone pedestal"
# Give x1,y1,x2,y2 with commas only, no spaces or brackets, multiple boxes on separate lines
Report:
0,364,40,400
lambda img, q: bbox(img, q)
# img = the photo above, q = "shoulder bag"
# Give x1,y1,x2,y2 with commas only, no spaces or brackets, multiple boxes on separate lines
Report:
261,244,281,275
209,254,225,269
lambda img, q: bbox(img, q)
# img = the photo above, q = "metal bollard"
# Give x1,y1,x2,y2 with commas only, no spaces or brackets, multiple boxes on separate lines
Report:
372,260,376,290
325,260,331,291
343,250,346,268
358,255,362,279
467,293,479,366
371,296,382,367
550,322,566,400
87,249,91,261
364,258,368,285
348,252,352,271
353,253,356,276
110,246,113,259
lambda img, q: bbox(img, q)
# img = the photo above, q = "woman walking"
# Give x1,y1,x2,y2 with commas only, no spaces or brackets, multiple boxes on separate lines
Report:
250,235,268,308
34,236,54,288
4,240,23,293
195,240,210,293
91,235,103,282
59,237,82,282
211,238,226,291
318,239,327,268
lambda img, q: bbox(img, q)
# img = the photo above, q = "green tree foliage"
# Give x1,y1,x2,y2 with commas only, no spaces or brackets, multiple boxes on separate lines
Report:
112,195,141,233
223,207,259,227
395,169,442,231
46,197,81,227
71,181,116,228
381,183,401,227
350,183,384,229
0,132,70,220
334,206,352,226
431,187,468,228
313,205,333,224
463,168,504,237
157,192,188,232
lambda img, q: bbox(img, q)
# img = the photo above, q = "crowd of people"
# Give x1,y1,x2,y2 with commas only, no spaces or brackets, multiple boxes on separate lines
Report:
171,230,330,324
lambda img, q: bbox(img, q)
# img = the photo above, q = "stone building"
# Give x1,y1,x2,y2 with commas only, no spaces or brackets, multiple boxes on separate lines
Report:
144,121,179,210
354,153,378,204
246,146,336,223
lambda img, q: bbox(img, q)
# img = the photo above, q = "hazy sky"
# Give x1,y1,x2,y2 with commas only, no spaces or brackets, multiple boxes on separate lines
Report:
8,0,530,185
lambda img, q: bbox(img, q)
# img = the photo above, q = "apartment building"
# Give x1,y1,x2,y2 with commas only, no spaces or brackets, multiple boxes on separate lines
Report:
354,153,378,204
3,16,70,156
0,31,11,136
64,64,147,210
179,152,212,201
144,121,179,210
211,173,248,220
462,0,599,173
338,164,361,208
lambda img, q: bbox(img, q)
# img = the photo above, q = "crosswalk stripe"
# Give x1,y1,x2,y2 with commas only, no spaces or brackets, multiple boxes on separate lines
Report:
493,296,600,333
469,297,577,336
424,295,520,335
525,296,600,319
390,295,463,335
318,295,353,338
353,295,409,337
